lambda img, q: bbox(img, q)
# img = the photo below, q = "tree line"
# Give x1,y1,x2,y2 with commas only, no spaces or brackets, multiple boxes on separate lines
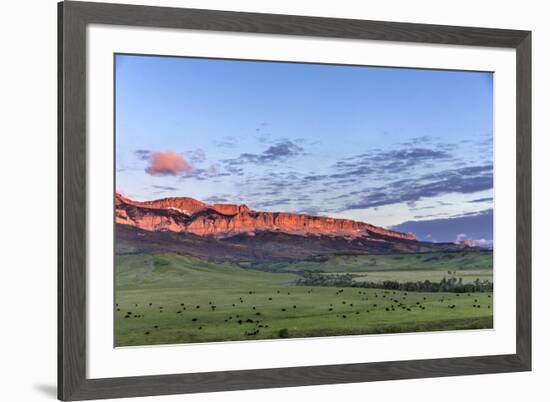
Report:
295,272,493,293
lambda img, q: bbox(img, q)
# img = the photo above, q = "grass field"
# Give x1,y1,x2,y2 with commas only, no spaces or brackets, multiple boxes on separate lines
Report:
115,252,493,346
247,251,493,273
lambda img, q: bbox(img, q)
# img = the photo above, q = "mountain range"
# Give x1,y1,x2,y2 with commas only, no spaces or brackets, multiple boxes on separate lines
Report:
115,192,477,262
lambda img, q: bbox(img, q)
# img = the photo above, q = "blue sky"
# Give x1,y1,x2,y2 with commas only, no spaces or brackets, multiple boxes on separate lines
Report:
115,54,494,244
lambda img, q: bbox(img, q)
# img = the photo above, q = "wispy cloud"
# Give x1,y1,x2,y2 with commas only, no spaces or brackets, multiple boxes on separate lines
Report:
151,185,178,191
223,139,305,166
134,149,151,161
344,164,493,210
468,197,493,203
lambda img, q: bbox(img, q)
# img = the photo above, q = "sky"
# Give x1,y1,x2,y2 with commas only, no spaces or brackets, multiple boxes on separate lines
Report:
115,54,494,245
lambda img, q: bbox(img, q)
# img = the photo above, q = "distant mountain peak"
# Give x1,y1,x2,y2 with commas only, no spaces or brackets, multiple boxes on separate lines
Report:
115,192,417,241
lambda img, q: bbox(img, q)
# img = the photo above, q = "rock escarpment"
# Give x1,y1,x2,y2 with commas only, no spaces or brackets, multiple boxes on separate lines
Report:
115,192,417,241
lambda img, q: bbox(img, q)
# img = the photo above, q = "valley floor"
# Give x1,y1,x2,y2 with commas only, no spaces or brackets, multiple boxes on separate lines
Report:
115,252,493,346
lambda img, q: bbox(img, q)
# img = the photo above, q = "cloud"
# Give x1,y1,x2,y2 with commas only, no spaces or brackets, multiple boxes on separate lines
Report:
214,136,237,148
179,164,232,181
134,149,151,161
390,209,493,244
151,185,178,191
344,164,493,210
189,148,206,163
333,147,453,177
203,195,231,203
224,139,304,165
468,197,493,203
145,152,193,176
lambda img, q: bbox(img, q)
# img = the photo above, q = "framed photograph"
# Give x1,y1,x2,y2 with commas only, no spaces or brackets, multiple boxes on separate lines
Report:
58,1,531,400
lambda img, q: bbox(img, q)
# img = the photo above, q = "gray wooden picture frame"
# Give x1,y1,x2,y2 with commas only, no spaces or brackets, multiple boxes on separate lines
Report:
58,1,532,400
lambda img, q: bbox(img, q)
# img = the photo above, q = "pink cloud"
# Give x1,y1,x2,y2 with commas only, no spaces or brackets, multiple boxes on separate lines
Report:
145,152,193,176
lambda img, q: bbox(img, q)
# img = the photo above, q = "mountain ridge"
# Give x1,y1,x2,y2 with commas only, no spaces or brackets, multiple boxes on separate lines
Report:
115,192,417,241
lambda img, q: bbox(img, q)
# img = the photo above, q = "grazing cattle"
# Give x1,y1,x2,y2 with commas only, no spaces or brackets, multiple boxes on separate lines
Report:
191,318,197,322
293,305,297,309
281,308,286,312
145,331,150,335
154,325,158,328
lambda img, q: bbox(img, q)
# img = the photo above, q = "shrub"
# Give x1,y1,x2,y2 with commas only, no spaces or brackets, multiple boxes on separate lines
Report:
278,328,290,338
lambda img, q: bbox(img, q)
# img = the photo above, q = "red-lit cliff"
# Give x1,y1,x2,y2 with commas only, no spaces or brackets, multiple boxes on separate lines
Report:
115,192,417,241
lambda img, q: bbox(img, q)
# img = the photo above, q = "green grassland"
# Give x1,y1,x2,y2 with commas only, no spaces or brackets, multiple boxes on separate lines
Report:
246,251,493,273
115,252,493,346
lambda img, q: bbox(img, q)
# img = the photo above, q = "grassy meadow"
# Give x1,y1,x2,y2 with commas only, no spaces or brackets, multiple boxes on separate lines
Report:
115,251,493,346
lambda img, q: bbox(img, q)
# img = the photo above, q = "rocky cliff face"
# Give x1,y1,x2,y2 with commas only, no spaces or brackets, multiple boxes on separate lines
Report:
115,192,416,241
